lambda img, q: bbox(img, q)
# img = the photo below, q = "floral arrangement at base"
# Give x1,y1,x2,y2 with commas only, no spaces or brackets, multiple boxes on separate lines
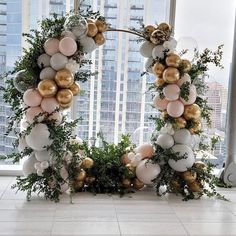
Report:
0,6,229,202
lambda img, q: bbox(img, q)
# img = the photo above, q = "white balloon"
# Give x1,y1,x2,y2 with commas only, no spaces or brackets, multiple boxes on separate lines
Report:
128,152,135,162
173,129,192,145
50,53,68,71
37,170,44,176
22,154,37,177
34,162,42,170
156,133,174,149
145,57,154,73
41,161,49,169
39,67,56,80
35,150,51,162
25,123,52,151
61,31,76,40
37,54,51,69
168,144,195,172
131,153,142,167
139,41,156,58
152,45,165,59
79,36,97,53
18,137,28,152
136,160,161,185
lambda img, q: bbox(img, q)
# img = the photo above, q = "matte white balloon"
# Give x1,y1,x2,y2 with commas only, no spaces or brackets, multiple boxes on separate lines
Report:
163,84,180,101
34,162,41,170
152,45,165,59
22,154,37,177
79,36,96,53
50,53,68,71
145,57,154,73
23,89,42,107
41,161,49,169
25,123,52,151
18,137,28,152
37,170,44,176
39,67,56,80
139,41,156,58
168,144,195,172
177,73,191,87
136,159,161,185
35,150,51,162
136,143,154,158
131,153,142,167
156,133,174,149
41,97,59,113
44,38,60,56
37,54,51,68
173,129,192,145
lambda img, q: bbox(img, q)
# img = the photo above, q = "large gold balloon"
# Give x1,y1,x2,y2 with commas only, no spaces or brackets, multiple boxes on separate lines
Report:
76,169,86,181
173,117,187,129
183,104,201,120
95,19,107,32
181,59,192,73
166,53,181,68
59,101,72,109
121,153,131,165
38,79,58,97
193,161,207,170
189,120,202,134
144,25,156,38
69,82,80,96
163,67,180,83
181,171,197,184
157,22,171,33
133,178,145,190
94,33,105,45
82,157,94,169
56,89,73,104
188,181,202,192
152,63,165,77
122,178,131,188
55,69,74,89
87,22,98,37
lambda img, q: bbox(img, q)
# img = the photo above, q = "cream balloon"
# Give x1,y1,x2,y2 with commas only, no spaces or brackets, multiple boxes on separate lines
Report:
50,53,68,71
79,36,97,53
59,37,77,56
173,129,192,145
163,84,180,101
168,144,195,172
167,100,184,118
156,133,174,149
152,45,165,59
177,73,191,87
41,97,59,113
25,123,52,151
139,41,156,58
22,154,38,177
35,150,51,162
39,67,56,80
136,143,154,159
153,94,168,111
37,54,51,68
180,85,197,105
136,159,161,185
23,89,42,107
44,38,60,56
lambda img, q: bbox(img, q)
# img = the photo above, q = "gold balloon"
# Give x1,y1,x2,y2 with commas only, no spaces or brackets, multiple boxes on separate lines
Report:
122,178,131,188
59,101,72,109
193,161,207,170
152,63,165,77
95,19,107,32
181,171,197,184
38,79,58,97
173,117,187,129
56,89,73,104
86,18,94,23
181,59,192,73
126,163,136,177
85,176,96,184
133,178,145,190
144,25,156,37
166,53,181,68
69,82,80,96
94,33,105,45
87,22,98,37
82,157,94,169
161,110,168,119
121,153,131,165
157,22,171,32
55,69,74,88
188,181,202,192
183,104,201,120
76,169,86,181
163,67,180,83
170,180,181,190
154,78,165,88
74,180,84,189
189,120,202,134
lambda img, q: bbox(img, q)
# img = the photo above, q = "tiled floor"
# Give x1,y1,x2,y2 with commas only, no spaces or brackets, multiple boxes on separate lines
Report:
0,177,236,235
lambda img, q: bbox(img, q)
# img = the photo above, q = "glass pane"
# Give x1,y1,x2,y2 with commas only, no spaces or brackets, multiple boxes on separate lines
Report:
175,0,236,168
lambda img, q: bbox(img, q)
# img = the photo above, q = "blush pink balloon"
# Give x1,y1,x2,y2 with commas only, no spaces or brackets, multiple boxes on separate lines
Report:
26,106,44,123
180,85,197,105
41,97,59,113
136,143,154,159
167,100,184,118
59,37,77,56
48,112,62,125
23,89,42,107
163,84,180,101
44,38,60,56
177,73,191,87
153,95,169,111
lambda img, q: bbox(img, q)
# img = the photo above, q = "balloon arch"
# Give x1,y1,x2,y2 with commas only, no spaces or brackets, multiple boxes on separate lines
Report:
0,3,227,202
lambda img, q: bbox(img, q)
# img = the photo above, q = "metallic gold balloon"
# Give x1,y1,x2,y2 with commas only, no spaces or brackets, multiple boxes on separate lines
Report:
55,69,74,89
157,22,171,32
181,59,192,73
76,169,86,181
38,79,58,97
59,101,72,109
121,153,131,165
94,33,105,45
161,110,168,119
166,53,181,68
82,157,94,169
74,180,84,189
154,78,165,87
87,22,98,37
69,82,80,96
188,181,202,192
189,120,202,134
85,176,96,184
150,29,166,45
181,171,197,184
122,178,131,188
126,163,136,177
170,179,181,190
193,161,207,170
133,178,145,190
95,19,107,32
144,25,156,38
173,117,187,129
163,67,180,83
183,104,201,120
56,89,73,104
152,63,165,77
